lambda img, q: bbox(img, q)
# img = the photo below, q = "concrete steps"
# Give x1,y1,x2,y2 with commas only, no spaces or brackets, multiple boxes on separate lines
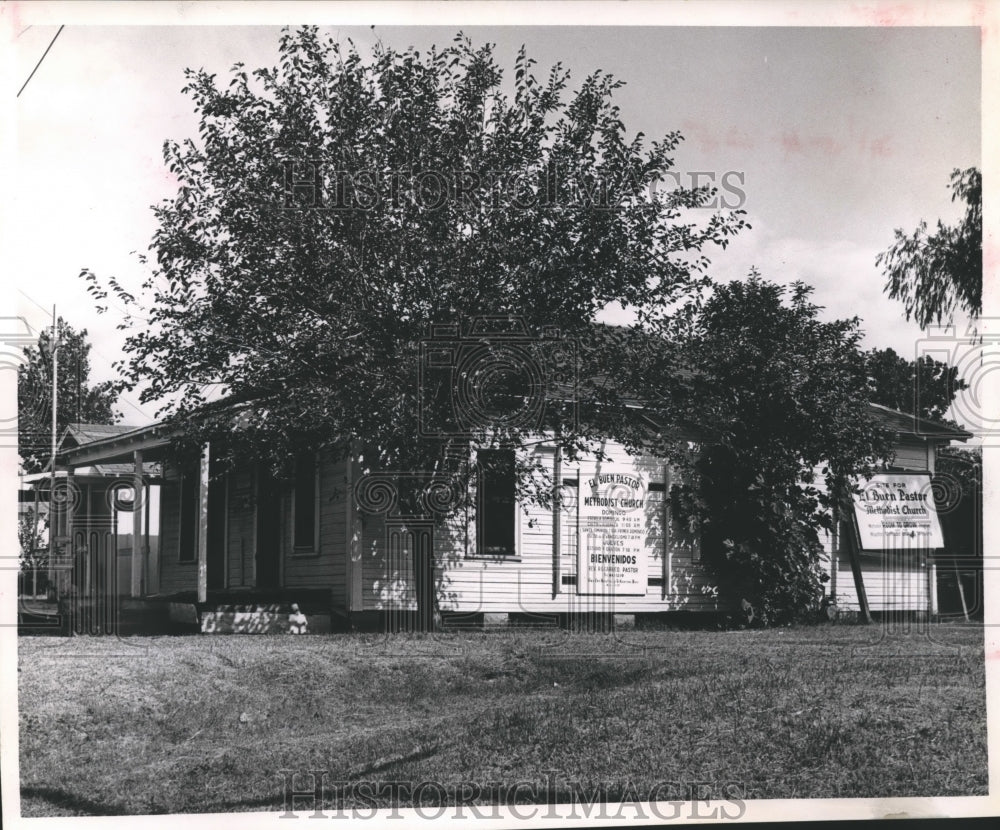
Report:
196,602,332,634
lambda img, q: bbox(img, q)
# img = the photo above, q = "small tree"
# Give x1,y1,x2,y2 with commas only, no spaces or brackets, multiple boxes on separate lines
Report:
864,347,968,423
18,507,49,598
878,167,981,328
18,318,120,474
630,275,893,625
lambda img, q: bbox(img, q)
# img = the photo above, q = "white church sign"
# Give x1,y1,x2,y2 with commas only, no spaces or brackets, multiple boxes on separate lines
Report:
852,472,944,550
577,468,648,595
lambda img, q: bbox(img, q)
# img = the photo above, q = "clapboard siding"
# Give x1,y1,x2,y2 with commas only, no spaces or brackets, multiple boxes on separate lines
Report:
892,439,931,472
157,464,196,595
422,440,719,614
283,450,348,601
322,450,348,608
833,550,931,611
360,511,418,610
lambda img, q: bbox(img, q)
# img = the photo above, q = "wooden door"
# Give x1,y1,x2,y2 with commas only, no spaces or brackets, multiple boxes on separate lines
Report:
255,466,281,588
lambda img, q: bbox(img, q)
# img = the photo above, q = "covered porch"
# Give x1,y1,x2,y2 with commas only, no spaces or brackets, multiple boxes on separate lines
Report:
45,422,336,635
50,422,215,602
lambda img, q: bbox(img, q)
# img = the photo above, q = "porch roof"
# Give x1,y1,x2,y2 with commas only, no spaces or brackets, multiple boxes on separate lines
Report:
868,403,972,442
55,421,176,468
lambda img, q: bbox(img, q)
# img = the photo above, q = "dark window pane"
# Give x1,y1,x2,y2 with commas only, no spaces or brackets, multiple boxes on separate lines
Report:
478,450,516,557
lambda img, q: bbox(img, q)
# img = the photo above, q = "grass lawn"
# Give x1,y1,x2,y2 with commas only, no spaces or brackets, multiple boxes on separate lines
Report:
17,622,987,816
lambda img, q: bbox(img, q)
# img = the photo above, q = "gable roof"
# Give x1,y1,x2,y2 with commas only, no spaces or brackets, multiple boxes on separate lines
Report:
56,423,164,476
63,423,139,445
54,383,971,471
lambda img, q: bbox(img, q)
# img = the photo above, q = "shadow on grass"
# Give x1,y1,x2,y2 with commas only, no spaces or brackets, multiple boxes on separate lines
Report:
22,784,293,817
21,785,132,816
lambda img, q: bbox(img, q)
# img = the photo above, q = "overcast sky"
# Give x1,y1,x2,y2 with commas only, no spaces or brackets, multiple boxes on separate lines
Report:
8,10,984,426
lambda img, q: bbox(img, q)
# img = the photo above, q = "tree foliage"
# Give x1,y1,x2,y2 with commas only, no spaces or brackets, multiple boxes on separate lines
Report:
84,26,747,482
864,347,968,423
19,506,48,573
878,167,981,328
626,275,894,625
18,318,119,473
934,445,982,561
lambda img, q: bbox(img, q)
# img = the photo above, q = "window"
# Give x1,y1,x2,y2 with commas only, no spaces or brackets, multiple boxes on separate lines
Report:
179,465,199,563
477,449,516,557
293,452,318,551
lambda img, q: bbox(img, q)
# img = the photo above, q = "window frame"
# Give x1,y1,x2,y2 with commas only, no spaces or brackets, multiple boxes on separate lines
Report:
470,448,520,561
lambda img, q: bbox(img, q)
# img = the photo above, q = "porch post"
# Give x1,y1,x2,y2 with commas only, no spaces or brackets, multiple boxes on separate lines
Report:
197,442,210,603
830,506,839,606
65,467,78,596
346,443,363,612
552,444,561,599
928,554,938,617
84,483,92,597
144,479,156,595
34,483,44,597
662,463,672,600
131,450,144,597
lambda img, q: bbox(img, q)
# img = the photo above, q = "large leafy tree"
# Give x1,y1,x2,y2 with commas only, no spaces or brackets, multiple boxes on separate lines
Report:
86,28,746,470
84,28,747,625
878,167,981,328
18,318,119,474
625,275,894,625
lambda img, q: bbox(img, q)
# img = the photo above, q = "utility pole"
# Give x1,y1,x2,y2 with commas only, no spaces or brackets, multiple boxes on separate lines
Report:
47,309,60,588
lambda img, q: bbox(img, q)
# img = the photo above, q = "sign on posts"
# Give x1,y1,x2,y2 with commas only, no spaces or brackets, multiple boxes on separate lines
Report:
852,472,944,550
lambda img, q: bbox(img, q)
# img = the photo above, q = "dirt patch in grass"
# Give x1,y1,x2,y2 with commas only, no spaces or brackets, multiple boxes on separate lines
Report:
17,623,987,815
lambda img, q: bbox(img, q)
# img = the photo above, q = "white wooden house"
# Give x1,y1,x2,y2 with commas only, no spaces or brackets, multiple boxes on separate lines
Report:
50,403,969,630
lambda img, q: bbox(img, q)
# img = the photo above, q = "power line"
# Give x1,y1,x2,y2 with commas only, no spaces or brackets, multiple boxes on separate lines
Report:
17,288,51,316
17,25,64,98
